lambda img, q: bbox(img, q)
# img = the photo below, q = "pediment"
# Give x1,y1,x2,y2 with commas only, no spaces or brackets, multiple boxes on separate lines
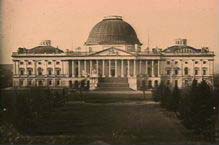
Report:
89,47,134,56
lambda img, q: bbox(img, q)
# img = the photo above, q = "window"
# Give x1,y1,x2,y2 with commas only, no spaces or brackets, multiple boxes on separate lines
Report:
166,70,171,75
28,69,32,75
184,67,189,75
38,61,42,65
56,61,60,65
167,61,170,65
148,80,152,89
203,61,206,64
185,80,188,85
175,80,178,87
154,80,158,87
19,80,23,86
27,80,32,86
175,61,178,64
48,61,52,65
89,47,92,52
48,69,52,75
185,61,188,64
38,80,43,86
56,80,60,86
20,61,24,65
195,69,198,75
48,80,52,86
195,61,198,64
56,69,60,75
38,68,43,75
203,69,207,75
28,61,32,65
20,69,24,75
175,69,178,75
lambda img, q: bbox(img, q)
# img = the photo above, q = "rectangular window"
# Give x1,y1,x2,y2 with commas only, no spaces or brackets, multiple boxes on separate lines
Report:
48,80,52,85
56,70,60,75
48,69,52,75
203,70,207,75
195,70,198,75
167,70,171,75
56,80,60,86
175,70,178,75
175,80,178,87
27,80,32,86
20,70,24,75
28,69,32,75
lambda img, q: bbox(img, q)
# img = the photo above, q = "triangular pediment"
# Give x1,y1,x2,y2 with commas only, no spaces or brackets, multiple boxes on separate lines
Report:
89,47,135,56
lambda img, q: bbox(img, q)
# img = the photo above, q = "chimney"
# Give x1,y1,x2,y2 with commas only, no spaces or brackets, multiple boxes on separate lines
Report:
175,38,187,46
40,40,51,46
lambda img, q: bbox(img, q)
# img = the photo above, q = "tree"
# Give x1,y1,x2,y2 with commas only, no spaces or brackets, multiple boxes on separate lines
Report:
168,84,181,112
179,79,215,142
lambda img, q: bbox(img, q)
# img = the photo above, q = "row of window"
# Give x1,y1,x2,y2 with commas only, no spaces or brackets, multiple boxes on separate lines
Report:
19,61,61,65
19,79,61,86
19,68,61,75
166,68,207,75
166,60,207,65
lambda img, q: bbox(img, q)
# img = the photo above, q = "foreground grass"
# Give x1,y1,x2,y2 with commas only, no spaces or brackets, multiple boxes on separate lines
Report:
25,103,188,144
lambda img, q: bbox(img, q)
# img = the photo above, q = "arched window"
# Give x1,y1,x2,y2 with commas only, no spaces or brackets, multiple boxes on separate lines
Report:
184,67,189,75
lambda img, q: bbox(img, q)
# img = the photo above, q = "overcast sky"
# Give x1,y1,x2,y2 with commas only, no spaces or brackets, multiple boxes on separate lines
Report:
1,0,218,71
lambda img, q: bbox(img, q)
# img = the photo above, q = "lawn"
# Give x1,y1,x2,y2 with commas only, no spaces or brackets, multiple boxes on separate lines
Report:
26,103,188,144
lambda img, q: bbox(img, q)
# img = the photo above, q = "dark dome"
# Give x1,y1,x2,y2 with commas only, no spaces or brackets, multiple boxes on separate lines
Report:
28,46,64,54
85,16,141,45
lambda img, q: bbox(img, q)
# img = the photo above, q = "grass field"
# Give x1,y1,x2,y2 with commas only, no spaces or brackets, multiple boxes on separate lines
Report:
26,103,188,144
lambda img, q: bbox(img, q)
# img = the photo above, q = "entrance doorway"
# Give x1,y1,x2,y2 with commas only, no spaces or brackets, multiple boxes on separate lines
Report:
111,68,115,77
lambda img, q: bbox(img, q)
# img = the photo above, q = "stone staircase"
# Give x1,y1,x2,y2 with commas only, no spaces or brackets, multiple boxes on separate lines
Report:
97,77,132,91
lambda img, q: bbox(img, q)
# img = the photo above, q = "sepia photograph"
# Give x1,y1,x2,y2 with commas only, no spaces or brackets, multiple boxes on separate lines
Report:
0,0,219,144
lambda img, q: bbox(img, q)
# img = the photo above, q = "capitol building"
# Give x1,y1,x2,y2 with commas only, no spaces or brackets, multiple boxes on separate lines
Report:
12,16,215,91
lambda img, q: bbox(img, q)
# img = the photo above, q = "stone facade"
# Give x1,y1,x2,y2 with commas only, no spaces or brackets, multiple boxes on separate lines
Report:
11,17,215,90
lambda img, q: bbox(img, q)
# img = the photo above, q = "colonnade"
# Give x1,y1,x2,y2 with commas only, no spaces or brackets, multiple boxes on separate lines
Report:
71,59,160,78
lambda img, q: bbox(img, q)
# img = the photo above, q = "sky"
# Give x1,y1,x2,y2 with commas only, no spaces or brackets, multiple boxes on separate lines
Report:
1,0,219,71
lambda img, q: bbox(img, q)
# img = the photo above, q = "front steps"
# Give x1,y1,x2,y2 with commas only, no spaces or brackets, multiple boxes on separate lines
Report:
97,77,132,91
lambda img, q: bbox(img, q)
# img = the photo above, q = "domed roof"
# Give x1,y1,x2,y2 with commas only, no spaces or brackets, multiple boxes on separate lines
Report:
28,45,64,54
85,16,141,45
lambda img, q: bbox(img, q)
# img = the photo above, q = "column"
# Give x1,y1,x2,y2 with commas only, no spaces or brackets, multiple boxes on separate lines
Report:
181,59,183,76
114,60,117,77
78,60,81,77
145,60,147,75
90,60,92,75
84,60,87,73
45,60,48,76
134,60,136,77
96,60,99,77
157,60,160,77
127,60,130,77
121,60,124,77
72,61,75,77
25,60,28,75
102,60,105,77
53,60,56,75
62,61,65,75
109,60,111,77
13,61,16,74
139,60,142,75
151,60,154,77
